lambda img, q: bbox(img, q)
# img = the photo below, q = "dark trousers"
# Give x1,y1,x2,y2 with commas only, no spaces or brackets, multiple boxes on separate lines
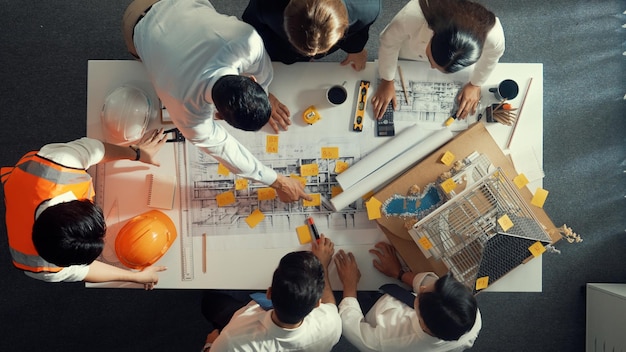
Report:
201,290,250,331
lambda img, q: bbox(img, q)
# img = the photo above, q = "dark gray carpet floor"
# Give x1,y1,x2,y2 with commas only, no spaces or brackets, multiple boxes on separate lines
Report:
0,1,624,351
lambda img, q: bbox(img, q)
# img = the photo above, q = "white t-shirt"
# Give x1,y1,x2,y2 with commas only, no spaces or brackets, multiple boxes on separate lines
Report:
211,301,342,352
339,272,482,352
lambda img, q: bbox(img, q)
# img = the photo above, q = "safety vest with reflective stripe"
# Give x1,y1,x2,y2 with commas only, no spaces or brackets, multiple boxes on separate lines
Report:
1,152,95,273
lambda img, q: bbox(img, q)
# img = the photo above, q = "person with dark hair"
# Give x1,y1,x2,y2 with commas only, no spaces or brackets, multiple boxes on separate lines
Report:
371,0,505,119
123,0,311,201
334,242,481,351
1,129,168,288
242,0,381,71
200,235,341,351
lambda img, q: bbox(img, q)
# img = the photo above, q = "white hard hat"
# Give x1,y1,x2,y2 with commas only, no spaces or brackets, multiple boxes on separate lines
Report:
101,82,157,144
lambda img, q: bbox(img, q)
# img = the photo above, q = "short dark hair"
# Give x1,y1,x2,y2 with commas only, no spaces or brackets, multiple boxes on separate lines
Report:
271,251,325,324
418,273,478,341
430,27,483,73
211,75,271,131
284,0,349,56
32,199,106,267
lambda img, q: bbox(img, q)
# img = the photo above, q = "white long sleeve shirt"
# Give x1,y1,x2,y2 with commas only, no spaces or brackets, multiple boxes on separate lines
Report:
377,0,505,86
134,0,277,185
24,138,106,282
339,272,482,352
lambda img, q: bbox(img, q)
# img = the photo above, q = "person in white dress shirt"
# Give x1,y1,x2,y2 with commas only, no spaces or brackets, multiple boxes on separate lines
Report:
334,242,481,351
125,0,310,202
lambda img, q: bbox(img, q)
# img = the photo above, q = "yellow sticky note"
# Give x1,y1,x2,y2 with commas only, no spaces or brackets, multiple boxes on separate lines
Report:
475,276,489,290
531,188,549,208
365,197,382,220
335,161,349,174
321,147,339,159
361,190,375,200
235,178,249,191
418,237,433,250
528,241,546,257
498,214,514,232
440,151,455,166
296,225,312,244
290,174,307,187
245,209,265,228
266,135,279,154
440,178,457,193
513,173,529,189
303,193,321,207
331,186,343,198
216,191,235,207
217,163,230,176
257,187,276,201
300,163,319,176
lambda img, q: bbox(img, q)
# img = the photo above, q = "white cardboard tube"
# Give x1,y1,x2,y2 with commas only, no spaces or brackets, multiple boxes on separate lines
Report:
336,124,424,190
331,128,453,211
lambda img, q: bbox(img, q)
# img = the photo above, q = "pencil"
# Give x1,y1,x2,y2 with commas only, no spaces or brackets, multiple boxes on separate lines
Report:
506,77,533,149
397,65,409,102
492,98,508,112
202,233,207,274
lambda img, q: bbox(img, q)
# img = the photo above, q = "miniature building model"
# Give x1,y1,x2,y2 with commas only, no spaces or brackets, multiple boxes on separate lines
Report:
408,155,552,292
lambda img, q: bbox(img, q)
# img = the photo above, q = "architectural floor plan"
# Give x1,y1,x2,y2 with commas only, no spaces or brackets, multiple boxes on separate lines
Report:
181,135,380,250
392,79,470,130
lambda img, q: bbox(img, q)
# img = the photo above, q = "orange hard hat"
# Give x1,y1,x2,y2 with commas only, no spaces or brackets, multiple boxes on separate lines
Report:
115,210,177,269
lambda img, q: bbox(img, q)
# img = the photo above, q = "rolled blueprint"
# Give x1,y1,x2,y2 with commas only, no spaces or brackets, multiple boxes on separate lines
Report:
331,128,454,211
336,124,425,190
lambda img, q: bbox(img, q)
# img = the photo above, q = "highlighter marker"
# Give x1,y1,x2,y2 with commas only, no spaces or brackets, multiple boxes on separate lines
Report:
444,114,457,127
306,217,320,240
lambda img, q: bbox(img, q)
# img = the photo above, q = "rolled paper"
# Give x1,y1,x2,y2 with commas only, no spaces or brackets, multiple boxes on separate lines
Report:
331,128,453,211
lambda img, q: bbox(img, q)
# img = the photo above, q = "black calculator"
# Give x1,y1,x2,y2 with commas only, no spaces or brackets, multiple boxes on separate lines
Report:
376,102,395,137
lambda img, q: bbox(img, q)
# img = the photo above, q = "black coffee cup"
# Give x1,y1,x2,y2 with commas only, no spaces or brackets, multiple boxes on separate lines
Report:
489,79,519,100
327,83,347,105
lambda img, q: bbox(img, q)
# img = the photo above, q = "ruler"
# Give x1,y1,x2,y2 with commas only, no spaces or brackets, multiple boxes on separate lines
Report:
94,163,106,208
174,140,195,281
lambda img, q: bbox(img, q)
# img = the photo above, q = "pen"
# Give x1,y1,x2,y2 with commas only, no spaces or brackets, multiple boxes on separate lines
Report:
307,217,320,241
397,65,409,102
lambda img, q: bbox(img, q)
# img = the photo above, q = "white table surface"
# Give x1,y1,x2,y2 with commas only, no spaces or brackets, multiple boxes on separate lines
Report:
86,60,543,291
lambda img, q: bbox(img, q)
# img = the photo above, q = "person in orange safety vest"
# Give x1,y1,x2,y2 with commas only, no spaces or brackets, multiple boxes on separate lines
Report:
1,128,168,289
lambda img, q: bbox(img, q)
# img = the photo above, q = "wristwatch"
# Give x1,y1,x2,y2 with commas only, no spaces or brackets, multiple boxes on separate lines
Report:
129,145,141,161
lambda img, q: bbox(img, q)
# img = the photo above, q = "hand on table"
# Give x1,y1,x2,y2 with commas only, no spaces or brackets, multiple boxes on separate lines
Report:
455,82,482,119
370,79,396,119
268,93,291,133
133,128,168,166
271,174,312,203
334,249,361,297
369,242,403,279
340,50,367,72
133,265,167,290
311,234,335,268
